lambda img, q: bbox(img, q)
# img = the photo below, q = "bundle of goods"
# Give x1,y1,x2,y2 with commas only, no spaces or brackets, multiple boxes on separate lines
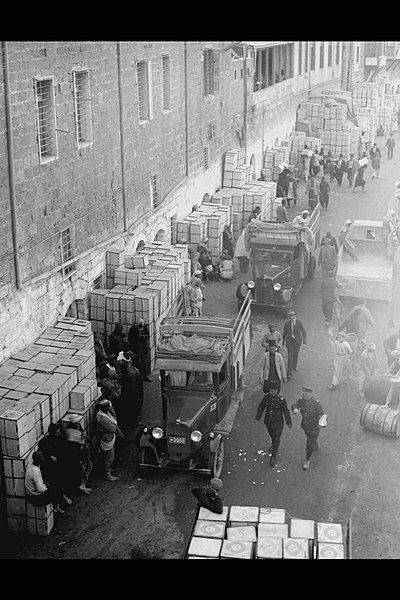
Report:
0,317,99,536
185,505,348,559
223,148,252,188
91,243,191,369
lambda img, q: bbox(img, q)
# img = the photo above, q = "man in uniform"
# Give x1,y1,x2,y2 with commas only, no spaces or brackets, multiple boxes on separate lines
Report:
291,386,325,471
255,382,292,467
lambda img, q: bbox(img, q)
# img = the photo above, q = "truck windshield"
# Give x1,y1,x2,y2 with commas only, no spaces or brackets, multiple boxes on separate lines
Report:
254,249,292,264
166,393,211,424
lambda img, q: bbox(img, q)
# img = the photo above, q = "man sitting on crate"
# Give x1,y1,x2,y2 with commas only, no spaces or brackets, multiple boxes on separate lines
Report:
191,478,224,514
25,451,68,514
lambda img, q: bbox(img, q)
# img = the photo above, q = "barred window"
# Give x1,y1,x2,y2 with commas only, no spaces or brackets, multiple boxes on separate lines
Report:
319,42,324,68
137,60,153,123
162,55,171,112
35,78,58,163
204,49,220,96
150,174,160,209
61,226,75,279
310,42,316,71
73,70,93,147
336,42,341,65
328,42,333,67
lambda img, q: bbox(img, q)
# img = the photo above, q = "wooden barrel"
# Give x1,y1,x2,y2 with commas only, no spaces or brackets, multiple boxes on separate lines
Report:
360,403,400,439
364,376,392,404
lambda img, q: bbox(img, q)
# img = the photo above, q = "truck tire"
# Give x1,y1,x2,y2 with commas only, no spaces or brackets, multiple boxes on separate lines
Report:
307,256,316,280
208,440,225,479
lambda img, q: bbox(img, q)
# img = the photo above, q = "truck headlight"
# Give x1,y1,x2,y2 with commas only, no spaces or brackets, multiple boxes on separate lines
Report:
190,430,202,442
273,282,281,291
247,280,255,289
152,427,163,439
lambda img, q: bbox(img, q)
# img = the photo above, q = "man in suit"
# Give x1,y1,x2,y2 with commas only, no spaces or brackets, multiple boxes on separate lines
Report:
318,237,337,279
346,154,357,188
282,310,307,379
255,382,292,467
259,340,287,393
334,154,347,186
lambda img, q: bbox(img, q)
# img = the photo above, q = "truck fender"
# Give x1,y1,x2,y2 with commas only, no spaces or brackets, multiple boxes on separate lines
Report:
282,288,293,302
209,433,223,453
139,432,162,464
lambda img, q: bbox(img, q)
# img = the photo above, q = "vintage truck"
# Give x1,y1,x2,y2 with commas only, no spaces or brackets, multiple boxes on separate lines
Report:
137,289,252,478
237,204,320,316
336,219,393,302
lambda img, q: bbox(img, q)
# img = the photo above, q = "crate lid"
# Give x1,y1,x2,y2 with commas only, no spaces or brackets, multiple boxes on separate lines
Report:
317,542,345,559
317,522,343,544
220,540,253,559
187,536,222,558
194,520,226,539
229,506,259,523
258,522,288,538
256,536,283,559
226,526,257,543
259,507,286,523
290,518,315,539
283,538,310,559
198,506,229,522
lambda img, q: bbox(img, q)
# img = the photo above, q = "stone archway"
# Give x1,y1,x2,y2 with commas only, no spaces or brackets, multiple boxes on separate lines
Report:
154,229,166,243
202,193,210,204
66,298,86,319
135,239,146,253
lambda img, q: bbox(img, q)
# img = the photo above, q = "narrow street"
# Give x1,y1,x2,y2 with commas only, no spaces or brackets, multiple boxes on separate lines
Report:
3,135,400,560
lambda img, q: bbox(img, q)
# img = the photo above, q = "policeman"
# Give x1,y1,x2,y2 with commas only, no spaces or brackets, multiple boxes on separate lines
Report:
255,382,292,467
291,386,325,470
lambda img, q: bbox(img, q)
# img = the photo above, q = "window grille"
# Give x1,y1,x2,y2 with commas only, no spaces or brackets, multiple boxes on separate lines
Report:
208,122,216,140
319,42,324,68
162,55,171,111
204,49,219,96
203,146,210,170
93,274,103,289
310,42,316,70
151,174,160,208
61,227,75,279
328,42,333,66
137,60,153,122
35,78,58,163
73,70,93,147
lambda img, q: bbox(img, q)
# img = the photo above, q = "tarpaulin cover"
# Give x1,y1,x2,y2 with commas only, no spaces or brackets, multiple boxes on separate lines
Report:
158,334,224,356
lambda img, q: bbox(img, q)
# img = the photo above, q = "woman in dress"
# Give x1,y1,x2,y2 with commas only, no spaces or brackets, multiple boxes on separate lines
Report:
328,331,353,391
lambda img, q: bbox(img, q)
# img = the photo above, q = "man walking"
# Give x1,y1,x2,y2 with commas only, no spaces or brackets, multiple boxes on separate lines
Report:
291,386,325,470
346,154,357,188
255,383,292,467
282,310,307,379
319,176,330,210
276,198,289,222
96,398,119,482
259,340,287,393
318,237,337,280
385,132,396,159
321,270,342,326
334,154,346,186
370,143,382,180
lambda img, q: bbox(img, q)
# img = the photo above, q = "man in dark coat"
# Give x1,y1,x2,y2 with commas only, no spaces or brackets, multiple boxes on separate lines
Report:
38,422,71,505
128,319,152,382
318,237,337,279
291,386,325,470
191,478,223,514
118,351,144,427
282,310,307,379
334,154,347,186
321,231,339,254
255,383,292,467
108,323,126,357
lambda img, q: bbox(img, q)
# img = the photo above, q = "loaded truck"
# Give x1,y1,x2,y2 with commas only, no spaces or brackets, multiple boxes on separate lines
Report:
336,219,392,302
237,204,320,316
137,290,252,478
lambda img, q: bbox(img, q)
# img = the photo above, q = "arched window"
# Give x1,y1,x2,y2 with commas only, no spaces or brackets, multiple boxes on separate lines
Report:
202,193,210,204
154,229,166,243
135,239,146,253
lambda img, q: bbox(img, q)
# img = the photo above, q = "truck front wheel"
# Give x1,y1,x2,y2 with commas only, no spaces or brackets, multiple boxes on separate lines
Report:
208,441,225,479
307,256,316,280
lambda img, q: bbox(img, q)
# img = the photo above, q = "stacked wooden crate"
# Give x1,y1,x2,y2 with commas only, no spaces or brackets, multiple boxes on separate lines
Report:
320,130,351,158
323,102,347,133
212,181,276,230
176,202,231,257
90,243,190,371
222,148,252,188
352,83,380,110
186,505,346,559
354,107,375,146
375,105,393,135
105,248,124,289
0,317,100,536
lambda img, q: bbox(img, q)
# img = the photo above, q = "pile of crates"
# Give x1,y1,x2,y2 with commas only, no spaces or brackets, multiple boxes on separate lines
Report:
323,101,347,132
297,101,325,131
222,148,252,188
185,505,347,559
0,317,100,536
375,105,393,134
320,130,351,158
211,181,276,231
262,145,290,181
176,203,231,257
352,83,380,110
90,243,191,371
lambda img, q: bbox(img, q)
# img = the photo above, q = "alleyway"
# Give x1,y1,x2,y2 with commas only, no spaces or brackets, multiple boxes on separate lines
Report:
2,134,400,560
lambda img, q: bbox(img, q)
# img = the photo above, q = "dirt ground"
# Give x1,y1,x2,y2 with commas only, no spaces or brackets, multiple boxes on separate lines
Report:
2,133,400,560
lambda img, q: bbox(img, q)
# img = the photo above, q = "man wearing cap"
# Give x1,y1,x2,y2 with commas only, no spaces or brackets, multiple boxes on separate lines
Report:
255,383,292,467
282,311,307,379
318,237,337,280
96,398,119,482
260,323,283,352
291,210,310,227
291,387,325,470
321,270,342,326
191,478,223,514
259,340,287,393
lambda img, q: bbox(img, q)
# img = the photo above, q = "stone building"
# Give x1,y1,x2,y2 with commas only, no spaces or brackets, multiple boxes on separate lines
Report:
0,41,363,362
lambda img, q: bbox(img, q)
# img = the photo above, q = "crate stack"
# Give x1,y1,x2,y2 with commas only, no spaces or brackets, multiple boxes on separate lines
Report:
323,101,347,133
222,148,252,189
186,505,346,559
375,105,393,135
105,248,124,289
352,83,380,110
320,130,351,158
354,107,375,145
90,243,191,371
262,145,290,182
0,317,100,536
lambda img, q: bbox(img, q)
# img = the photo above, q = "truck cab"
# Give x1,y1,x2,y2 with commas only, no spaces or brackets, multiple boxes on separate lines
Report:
237,205,320,316
137,291,252,478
